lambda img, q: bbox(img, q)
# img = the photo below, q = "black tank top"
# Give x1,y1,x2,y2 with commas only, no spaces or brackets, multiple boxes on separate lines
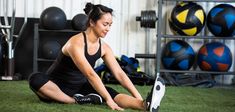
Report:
47,32,101,87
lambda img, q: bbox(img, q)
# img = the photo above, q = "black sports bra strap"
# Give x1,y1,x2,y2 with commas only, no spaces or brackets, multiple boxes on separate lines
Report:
99,38,101,49
82,32,101,57
82,32,87,44
82,32,88,52
82,32,101,50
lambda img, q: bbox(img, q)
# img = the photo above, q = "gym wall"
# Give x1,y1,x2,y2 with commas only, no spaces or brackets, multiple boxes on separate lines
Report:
0,0,234,84
1,0,158,56
0,0,158,79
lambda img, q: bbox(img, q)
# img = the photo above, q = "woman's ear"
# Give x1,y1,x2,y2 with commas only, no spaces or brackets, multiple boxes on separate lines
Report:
89,20,95,27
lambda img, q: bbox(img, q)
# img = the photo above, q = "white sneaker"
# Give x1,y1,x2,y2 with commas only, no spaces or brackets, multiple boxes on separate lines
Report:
145,76,165,112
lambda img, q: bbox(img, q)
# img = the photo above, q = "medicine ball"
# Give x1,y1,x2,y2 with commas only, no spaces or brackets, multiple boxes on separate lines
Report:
161,40,195,70
169,2,206,36
207,4,235,37
40,7,67,30
197,42,232,72
71,13,88,31
42,41,61,59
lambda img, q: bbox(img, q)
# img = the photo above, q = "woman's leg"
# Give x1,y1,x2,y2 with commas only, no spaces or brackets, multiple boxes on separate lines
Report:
114,94,144,110
37,80,75,104
112,76,166,111
78,83,145,110
28,72,75,104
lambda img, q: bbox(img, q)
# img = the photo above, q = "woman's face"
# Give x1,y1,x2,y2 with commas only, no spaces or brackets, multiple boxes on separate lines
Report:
92,13,113,38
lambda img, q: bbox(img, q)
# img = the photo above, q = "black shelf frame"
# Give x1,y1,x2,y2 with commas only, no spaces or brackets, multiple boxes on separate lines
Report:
160,69,235,75
38,29,79,33
37,58,55,62
162,35,235,40
33,23,79,72
155,0,235,78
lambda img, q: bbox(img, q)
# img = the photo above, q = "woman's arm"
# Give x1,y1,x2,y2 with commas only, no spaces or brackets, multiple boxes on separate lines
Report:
102,43,143,100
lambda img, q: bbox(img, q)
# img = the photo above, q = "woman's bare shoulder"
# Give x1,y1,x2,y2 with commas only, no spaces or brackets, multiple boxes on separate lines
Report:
101,40,109,50
68,33,84,45
62,33,84,55
101,40,113,56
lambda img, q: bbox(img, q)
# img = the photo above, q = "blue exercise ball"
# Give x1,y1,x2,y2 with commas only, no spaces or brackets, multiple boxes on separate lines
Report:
207,4,235,37
161,40,195,70
197,42,232,72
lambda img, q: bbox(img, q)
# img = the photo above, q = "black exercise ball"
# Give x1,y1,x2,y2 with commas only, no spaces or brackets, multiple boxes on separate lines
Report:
42,41,61,59
40,7,67,30
169,2,206,36
71,13,88,31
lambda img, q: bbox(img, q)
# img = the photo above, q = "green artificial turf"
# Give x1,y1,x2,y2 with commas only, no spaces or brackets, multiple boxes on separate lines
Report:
0,81,234,112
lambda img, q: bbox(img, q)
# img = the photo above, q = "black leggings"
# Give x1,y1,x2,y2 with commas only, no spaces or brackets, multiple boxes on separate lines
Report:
28,72,119,102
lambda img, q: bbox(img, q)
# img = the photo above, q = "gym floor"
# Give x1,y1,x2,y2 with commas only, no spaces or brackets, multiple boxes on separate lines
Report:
0,81,234,112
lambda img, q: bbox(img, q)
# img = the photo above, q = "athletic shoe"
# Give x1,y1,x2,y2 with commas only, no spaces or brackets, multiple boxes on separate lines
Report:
145,76,165,112
73,93,102,105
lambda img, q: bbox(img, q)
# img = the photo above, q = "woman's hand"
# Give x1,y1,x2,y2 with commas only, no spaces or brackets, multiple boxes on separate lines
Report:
106,99,124,111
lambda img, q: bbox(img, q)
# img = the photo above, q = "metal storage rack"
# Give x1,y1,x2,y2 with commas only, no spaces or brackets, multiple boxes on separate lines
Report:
155,0,235,79
33,23,78,72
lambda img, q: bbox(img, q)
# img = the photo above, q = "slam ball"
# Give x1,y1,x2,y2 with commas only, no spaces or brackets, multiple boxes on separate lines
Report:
207,4,235,37
40,7,67,30
197,42,232,72
71,13,88,31
169,2,206,36
161,40,195,70
42,41,61,59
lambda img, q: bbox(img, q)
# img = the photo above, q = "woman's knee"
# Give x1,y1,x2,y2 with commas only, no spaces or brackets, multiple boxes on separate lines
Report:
28,72,49,92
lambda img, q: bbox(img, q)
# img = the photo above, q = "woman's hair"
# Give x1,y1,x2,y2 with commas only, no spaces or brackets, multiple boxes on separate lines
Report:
84,2,113,24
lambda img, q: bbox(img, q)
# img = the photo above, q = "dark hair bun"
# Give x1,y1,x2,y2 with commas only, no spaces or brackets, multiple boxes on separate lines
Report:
84,2,94,15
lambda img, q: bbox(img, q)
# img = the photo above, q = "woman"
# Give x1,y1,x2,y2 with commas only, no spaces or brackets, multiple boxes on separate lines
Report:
29,2,165,111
